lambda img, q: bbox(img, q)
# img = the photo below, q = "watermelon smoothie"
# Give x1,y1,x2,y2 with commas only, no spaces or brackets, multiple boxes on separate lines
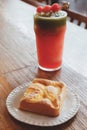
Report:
34,4,67,71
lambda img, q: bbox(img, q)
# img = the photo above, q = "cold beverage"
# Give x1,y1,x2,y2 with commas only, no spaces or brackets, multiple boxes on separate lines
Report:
34,4,67,71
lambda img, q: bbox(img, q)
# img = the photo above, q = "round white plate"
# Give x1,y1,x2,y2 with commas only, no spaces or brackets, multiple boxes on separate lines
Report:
6,82,80,126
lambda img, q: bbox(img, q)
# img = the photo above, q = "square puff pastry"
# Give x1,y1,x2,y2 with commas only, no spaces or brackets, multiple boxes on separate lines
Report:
19,78,66,117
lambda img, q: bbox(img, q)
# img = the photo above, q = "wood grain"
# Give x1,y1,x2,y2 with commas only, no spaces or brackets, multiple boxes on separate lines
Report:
0,0,87,130
0,65,87,130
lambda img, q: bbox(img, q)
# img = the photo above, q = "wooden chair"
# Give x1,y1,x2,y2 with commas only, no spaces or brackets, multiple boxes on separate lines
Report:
37,0,49,4
21,0,48,7
65,9,87,29
21,0,43,7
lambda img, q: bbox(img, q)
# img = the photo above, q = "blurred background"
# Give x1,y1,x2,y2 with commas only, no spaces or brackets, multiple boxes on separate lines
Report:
38,0,87,16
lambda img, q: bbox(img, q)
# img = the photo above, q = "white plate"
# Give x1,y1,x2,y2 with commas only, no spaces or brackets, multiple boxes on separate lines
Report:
6,82,80,126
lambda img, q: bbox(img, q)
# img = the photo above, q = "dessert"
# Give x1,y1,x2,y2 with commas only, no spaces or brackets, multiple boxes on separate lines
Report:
19,78,66,117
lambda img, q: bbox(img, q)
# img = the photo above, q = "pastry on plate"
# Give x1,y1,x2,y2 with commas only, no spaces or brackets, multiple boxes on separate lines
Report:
19,78,66,117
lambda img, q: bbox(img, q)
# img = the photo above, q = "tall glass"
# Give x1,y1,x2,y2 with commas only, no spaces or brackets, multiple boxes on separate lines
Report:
34,10,67,71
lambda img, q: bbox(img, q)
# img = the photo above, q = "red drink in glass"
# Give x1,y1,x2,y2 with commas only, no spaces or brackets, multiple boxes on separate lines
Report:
34,10,67,71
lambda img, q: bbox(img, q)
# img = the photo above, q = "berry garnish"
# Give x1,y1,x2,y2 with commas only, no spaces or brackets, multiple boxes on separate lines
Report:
51,3,61,12
37,6,43,13
42,5,51,13
36,4,61,17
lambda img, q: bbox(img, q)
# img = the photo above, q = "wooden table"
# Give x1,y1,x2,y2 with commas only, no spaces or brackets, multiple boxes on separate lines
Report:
0,0,87,129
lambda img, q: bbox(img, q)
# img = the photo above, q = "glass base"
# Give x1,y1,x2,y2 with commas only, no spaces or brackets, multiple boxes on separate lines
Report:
39,65,62,72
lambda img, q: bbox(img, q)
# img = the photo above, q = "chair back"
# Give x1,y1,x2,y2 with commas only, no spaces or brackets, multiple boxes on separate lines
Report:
66,9,87,29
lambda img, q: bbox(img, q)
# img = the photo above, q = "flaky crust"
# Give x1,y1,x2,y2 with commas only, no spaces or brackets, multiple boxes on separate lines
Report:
19,78,66,117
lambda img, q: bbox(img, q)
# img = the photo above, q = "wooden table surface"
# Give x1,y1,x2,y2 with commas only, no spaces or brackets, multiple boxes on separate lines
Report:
0,0,87,130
